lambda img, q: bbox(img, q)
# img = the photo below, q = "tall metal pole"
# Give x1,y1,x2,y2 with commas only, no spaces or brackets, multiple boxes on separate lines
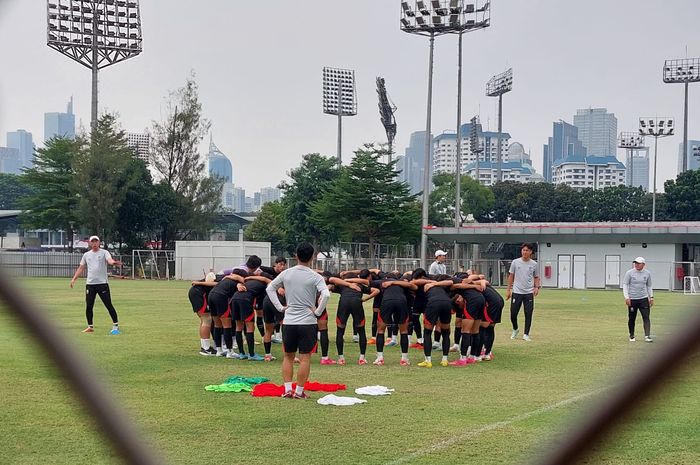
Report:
453,31,463,265
90,16,98,129
496,92,503,182
337,80,342,168
420,32,435,269
652,136,658,222
682,81,689,173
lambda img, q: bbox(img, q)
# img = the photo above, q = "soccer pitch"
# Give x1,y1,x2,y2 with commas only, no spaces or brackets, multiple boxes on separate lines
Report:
1,279,699,465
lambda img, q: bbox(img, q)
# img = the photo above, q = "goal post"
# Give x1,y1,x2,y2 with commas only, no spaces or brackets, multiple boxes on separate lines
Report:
683,276,700,295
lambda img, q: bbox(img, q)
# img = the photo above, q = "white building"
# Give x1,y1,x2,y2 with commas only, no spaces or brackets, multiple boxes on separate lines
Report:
626,147,650,191
260,186,281,204
432,123,510,176
552,155,625,190
127,132,150,163
573,108,618,157
463,161,544,186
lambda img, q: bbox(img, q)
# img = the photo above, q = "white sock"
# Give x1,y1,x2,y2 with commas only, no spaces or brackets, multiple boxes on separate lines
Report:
201,339,210,350
442,355,448,362
359,354,365,361
425,356,432,363
284,382,293,393
401,353,408,361
460,355,467,361
338,355,345,361
376,352,384,360
392,336,397,342
294,385,304,395
112,323,119,329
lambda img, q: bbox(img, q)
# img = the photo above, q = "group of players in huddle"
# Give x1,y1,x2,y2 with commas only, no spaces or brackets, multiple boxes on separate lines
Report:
188,251,505,368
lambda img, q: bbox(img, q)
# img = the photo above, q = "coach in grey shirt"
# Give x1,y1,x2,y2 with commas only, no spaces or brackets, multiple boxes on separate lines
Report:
623,257,654,342
429,249,448,275
266,242,330,399
506,243,540,341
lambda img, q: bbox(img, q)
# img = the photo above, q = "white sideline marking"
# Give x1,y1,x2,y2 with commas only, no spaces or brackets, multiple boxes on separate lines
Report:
384,387,609,465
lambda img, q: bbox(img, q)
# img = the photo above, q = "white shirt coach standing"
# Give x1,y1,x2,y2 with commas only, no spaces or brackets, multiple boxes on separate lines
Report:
506,243,540,341
622,257,654,342
70,235,122,334
429,250,448,275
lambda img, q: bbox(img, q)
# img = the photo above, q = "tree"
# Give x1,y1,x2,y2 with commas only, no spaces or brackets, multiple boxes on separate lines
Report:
0,173,35,209
114,157,158,251
581,185,651,222
280,153,340,251
429,173,494,226
20,137,82,248
244,201,289,255
149,74,223,248
664,170,700,221
73,113,135,243
311,145,420,257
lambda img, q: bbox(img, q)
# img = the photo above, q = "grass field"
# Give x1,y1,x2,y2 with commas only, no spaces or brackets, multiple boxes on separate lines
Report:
0,278,699,465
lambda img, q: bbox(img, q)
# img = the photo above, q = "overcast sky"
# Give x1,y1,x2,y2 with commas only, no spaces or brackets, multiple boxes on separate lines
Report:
1,0,699,193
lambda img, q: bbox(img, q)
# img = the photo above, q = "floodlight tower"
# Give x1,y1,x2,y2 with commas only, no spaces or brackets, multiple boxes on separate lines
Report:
663,58,700,173
46,0,143,129
400,0,491,268
639,117,674,221
486,68,513,183
469,115,483,182
323,67,357,168
617,132,646,188
376,77,398,162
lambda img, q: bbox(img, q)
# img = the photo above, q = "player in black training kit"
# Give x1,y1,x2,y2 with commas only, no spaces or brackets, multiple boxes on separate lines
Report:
333,269,378,365
231,271,273,361
411,274,456,368
188,278,218,356
373,273,417,366
450,274,487,366
207,272,245,357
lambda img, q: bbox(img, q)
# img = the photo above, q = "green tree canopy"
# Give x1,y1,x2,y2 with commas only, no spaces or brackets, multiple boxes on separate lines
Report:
244,201,289,255
0,173,35,210
429,173,494,226
664,169,700,221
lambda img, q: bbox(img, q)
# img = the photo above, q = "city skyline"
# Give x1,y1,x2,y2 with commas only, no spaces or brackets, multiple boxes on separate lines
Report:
1,1,699,193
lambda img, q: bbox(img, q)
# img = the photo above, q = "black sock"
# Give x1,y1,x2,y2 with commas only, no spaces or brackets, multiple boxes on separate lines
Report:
336,326,346,356
478,327,488,355
320,329,329,357
223,327,233,351
387,325,394,339
400,333,409,353
454,326,461,346
412,313,422,339
245,331,255,356
235,330,246,355
353,327,358,337
442,331,451,357
357,326,367,355
460,332,469,356
256,316,265,337
376,333,385,353
213,327,223,349
434,330,442,343
423,329,433,357
264,341,272,355
372,312,378,338
484,326,495,354
471,333,481,357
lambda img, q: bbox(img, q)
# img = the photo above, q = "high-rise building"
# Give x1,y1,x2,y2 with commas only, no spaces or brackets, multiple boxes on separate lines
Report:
127,132,150,163
44,98,76,142
552,155,626,190
207,139,234,211
432,123,511,178
573,108,617,157
542,121,587,182
6,130,34,170
233,187,246,213
260,186,281,204
677,140,700,173
0,147,21,174
397,131,432,195
627,148,650,191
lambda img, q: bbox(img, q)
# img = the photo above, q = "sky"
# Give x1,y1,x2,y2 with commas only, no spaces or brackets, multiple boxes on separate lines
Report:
1,0,699,193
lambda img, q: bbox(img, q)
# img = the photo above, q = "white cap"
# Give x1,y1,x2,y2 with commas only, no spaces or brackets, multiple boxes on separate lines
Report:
89,235,100,242
435,249,448,257
633,257,645,264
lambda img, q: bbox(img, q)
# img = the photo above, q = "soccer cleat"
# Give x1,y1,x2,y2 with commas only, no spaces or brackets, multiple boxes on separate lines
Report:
271,335,283,344
431,341,440,350
82,327,94,333
644,336,653,343
293,392,310,400
511,329,519,340
474,356,483,362
358,358,368,366
337,358,346,366
248,354,265,361
449,358,475,366
399,359,410,366
450,344,459,353
199,347,215,356
409,342,424,349
417,360,432,368
207,347,217,355
320,358,337,365
281,391,294,399
372,358,385,366
523,334,531,342
109,328,121,335
481,349,487,356
216,349,226,357
629,336,636,342
233,353,249,360
440,360,449,367
482,354,492,361
386,339,398,347
352,334,359,343
263,354,276,362
226,351,240,359
416,338,424,344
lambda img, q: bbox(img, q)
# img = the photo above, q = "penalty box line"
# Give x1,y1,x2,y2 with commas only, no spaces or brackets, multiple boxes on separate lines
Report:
384,386,609,465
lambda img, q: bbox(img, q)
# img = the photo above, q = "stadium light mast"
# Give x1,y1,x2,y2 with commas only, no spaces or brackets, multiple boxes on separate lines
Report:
400,0,491,268
618,132,646,189
376,77,398,162
323,67,357,168
486,67,513,183
46,0,143,129
663,58,700,173
639,117,674,221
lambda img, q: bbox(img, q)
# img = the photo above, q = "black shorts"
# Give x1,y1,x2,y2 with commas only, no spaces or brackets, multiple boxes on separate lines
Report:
282,324,318,354
484,301,503,324
336,299,366,327
208,293,231,318
263,297,284,324
188,286,209,315
462,290,485,320
379,299,409,326
424,300,452,326
232,299,255,322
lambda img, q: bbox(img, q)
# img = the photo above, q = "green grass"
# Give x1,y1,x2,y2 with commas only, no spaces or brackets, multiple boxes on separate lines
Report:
1,279,699,465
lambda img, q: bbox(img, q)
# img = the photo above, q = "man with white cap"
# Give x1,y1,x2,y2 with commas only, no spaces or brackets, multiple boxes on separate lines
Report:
623,257,654,342
429,250,448,276
70,235,123,335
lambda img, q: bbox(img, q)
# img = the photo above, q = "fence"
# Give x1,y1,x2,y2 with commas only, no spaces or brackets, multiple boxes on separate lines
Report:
0,251,127,278
132,249,176,280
